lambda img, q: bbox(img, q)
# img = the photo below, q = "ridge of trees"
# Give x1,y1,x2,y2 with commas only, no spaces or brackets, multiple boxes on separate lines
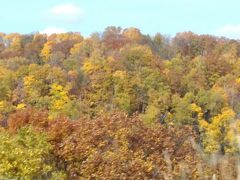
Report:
1,27,240,178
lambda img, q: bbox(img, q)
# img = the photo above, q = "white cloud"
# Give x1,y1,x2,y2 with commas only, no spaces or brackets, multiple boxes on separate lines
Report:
216,24,240,39
49,3,83,16
40,27,66,35
47,3,84,23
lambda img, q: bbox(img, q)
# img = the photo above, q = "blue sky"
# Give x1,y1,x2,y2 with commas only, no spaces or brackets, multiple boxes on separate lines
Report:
1,0,240,38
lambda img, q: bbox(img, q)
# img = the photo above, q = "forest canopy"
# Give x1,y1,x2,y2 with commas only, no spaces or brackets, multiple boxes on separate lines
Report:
1,27,240,179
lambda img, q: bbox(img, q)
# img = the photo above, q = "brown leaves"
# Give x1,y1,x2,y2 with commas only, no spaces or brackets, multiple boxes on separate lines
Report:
44,112,199,179
8,108,49,133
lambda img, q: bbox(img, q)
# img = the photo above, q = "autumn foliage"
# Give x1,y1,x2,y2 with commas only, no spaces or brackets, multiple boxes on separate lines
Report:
1,27,240,178
5,109,200,179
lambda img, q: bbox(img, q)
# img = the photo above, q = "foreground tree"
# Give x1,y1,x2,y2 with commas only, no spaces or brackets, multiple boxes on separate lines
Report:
47,113,202,179
0,127,65,179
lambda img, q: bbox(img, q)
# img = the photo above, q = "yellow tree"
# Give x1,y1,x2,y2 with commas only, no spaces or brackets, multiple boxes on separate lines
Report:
81,51,114,117
49,83,70,119
70,39,94,58
40,41,53,63
123,27,142,42
49,83,80,120
0,33,23,57
112,70,131,112
199,107,239,154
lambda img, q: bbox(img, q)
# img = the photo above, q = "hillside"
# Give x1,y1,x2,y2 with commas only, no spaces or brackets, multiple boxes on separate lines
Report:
0,27,240,179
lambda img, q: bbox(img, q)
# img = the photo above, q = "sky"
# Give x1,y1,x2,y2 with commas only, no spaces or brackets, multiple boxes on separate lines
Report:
1,0,240,39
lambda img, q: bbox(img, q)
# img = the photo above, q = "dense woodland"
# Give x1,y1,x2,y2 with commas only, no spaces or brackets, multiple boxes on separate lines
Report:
1,27,240,179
